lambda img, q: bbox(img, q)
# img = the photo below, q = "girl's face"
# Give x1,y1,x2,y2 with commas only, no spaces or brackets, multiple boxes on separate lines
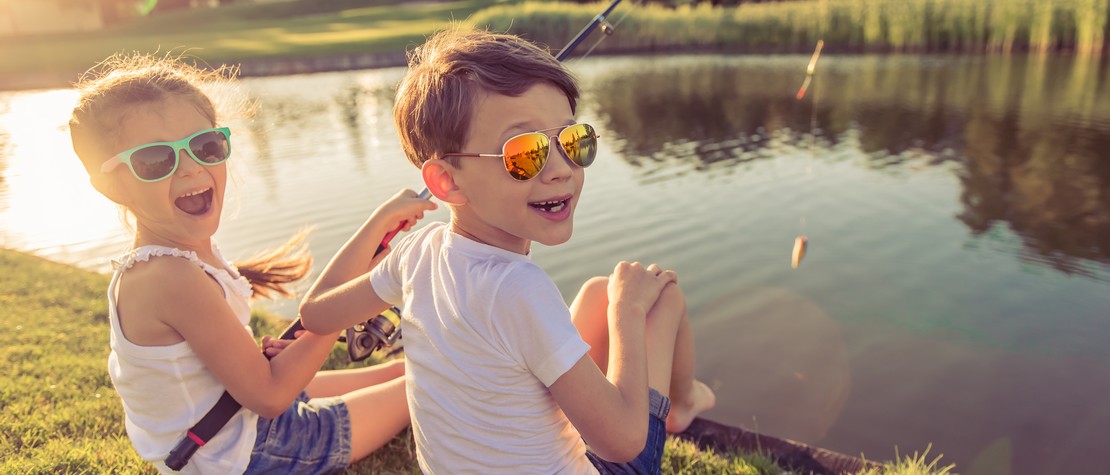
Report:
106,96,227,249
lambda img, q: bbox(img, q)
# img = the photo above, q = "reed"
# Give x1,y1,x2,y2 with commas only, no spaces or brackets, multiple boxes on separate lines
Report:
467,0,1110,55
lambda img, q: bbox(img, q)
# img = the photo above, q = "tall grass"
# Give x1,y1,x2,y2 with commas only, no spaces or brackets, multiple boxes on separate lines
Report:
467,0,1110,55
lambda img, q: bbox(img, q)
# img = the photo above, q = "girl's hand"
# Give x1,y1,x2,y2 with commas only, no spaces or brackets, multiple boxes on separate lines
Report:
608,261,678,318
261,330,305,358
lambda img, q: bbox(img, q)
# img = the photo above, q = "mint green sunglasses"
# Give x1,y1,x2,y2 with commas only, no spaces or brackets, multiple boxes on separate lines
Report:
100,127,231,182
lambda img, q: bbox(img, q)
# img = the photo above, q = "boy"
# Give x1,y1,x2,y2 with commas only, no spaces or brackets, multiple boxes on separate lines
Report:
300,27,715,474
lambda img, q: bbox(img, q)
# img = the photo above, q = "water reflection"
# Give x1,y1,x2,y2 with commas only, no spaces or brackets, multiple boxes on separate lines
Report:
586,54,1110,278
1,54,1108,475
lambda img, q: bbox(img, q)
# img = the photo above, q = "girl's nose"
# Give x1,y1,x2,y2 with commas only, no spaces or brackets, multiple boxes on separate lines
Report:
174,149,203,177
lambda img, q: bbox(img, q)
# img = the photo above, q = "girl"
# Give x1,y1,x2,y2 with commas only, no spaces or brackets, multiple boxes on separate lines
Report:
69,53,435,474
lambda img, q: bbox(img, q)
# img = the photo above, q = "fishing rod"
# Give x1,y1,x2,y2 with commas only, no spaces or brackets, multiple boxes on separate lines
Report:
165,2,627,469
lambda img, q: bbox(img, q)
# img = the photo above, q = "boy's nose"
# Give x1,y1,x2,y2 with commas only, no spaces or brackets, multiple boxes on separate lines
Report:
540,141,574,182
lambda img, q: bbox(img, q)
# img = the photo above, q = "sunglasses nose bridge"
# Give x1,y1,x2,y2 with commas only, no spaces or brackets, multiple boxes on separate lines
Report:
535,133,576,180
173,145,204,175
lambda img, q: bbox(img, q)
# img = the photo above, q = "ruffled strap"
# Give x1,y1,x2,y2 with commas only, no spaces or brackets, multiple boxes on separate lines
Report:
110,245,253,300
111,245,202,271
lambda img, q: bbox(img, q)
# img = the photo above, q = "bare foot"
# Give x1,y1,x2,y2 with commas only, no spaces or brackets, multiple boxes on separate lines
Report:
665,379,716,434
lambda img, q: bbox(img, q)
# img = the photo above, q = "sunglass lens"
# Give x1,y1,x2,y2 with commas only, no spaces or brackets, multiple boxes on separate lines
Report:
130,145,178,181
560,124,597,168
189,131,230,164
503,133,549,181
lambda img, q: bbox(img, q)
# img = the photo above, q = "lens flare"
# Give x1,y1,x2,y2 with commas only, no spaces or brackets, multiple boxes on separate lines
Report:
139,0,159,16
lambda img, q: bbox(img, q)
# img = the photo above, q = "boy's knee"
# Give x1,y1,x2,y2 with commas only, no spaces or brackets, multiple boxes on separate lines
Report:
581,275,609,298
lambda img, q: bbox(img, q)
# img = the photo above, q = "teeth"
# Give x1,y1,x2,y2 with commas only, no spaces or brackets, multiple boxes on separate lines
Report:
180,188,209,198
532,199,566,212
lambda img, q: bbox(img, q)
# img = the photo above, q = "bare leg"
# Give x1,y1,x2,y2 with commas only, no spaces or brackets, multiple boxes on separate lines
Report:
305,359,406,398
642,283,684,396
663,305,716,433
570,276,610,373
342,376,411,463
572,276,715,434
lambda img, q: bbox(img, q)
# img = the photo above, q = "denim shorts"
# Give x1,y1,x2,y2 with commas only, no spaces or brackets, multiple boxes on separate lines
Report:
243,391,352,475
586,388,672,475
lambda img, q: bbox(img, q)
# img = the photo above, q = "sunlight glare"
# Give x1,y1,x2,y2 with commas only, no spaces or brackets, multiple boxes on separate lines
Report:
0,89,128,262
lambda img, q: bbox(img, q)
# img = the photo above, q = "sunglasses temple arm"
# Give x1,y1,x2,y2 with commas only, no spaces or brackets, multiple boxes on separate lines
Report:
100,156,122,174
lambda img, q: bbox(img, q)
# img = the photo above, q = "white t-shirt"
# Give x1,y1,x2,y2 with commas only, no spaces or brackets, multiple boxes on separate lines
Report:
371,222,597,474
107,244,258,474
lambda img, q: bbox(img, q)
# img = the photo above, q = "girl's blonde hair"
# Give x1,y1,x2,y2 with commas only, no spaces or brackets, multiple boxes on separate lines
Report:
393,26,580,168
69,52,311,299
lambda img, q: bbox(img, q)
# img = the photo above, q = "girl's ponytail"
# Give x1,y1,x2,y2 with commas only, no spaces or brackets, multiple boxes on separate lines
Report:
234,229,313,299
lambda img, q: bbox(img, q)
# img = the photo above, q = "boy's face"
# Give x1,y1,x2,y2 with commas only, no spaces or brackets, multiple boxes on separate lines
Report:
448,81,584,254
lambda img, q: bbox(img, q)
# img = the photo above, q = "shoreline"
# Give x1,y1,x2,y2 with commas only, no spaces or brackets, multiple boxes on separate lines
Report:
679,418,880,474
2,46,1095,93
0,51,407,92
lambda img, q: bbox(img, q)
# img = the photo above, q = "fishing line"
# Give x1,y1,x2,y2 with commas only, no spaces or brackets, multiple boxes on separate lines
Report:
791,40,824,269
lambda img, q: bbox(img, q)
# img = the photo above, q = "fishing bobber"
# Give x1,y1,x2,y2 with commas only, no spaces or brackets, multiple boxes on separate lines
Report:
792,236,808,269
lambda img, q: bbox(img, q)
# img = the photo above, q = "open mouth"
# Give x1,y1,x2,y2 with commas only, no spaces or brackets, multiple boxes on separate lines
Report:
175,188,214,216
528,196,570,213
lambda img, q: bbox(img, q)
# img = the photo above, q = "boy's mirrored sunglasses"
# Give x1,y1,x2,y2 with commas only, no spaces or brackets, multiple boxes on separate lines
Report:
442,123,598,181
100,127,232,182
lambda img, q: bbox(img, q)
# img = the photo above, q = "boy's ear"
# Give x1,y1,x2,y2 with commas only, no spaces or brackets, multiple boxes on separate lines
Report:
89,173,130,206
422,159,466,205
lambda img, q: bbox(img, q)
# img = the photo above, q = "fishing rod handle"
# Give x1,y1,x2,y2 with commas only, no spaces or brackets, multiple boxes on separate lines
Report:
164,438,200,471
375,187,433,255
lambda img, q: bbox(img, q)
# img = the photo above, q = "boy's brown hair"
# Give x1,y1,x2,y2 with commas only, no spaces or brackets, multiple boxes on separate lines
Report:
393,26,580,168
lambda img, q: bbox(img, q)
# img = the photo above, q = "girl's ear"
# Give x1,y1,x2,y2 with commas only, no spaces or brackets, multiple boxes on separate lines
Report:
422,159,466,205
89,173,130,206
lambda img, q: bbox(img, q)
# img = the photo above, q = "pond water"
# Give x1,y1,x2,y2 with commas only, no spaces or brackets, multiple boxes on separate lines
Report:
1,53,1107,474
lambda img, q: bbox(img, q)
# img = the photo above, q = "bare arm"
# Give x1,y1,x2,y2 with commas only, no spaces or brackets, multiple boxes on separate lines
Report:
126,258,338,418
300,189,437,334
548,262,676,462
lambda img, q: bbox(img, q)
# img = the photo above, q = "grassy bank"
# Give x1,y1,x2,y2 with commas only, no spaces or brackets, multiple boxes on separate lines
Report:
0,0,504,79
1,247,954,473
3,0,1106,90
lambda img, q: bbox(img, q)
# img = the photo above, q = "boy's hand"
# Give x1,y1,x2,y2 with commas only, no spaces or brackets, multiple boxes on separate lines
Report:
373,188,438,244
607,261,677,318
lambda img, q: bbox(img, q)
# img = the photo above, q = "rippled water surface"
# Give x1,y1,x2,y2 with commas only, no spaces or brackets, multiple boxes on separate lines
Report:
2,54,1108,474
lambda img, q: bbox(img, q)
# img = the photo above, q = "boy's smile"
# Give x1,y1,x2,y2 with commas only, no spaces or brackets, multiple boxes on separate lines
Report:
446,82,585,254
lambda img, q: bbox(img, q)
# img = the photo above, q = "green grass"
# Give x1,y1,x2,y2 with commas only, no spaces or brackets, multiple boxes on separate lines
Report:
1,247,955,473
1,0,507,77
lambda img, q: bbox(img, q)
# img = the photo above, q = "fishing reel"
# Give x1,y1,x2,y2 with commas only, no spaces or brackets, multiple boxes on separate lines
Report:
599,19,615,35
338,306,402,362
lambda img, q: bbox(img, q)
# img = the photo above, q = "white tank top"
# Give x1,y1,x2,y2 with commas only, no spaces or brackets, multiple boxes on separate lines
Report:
106,244,258,474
